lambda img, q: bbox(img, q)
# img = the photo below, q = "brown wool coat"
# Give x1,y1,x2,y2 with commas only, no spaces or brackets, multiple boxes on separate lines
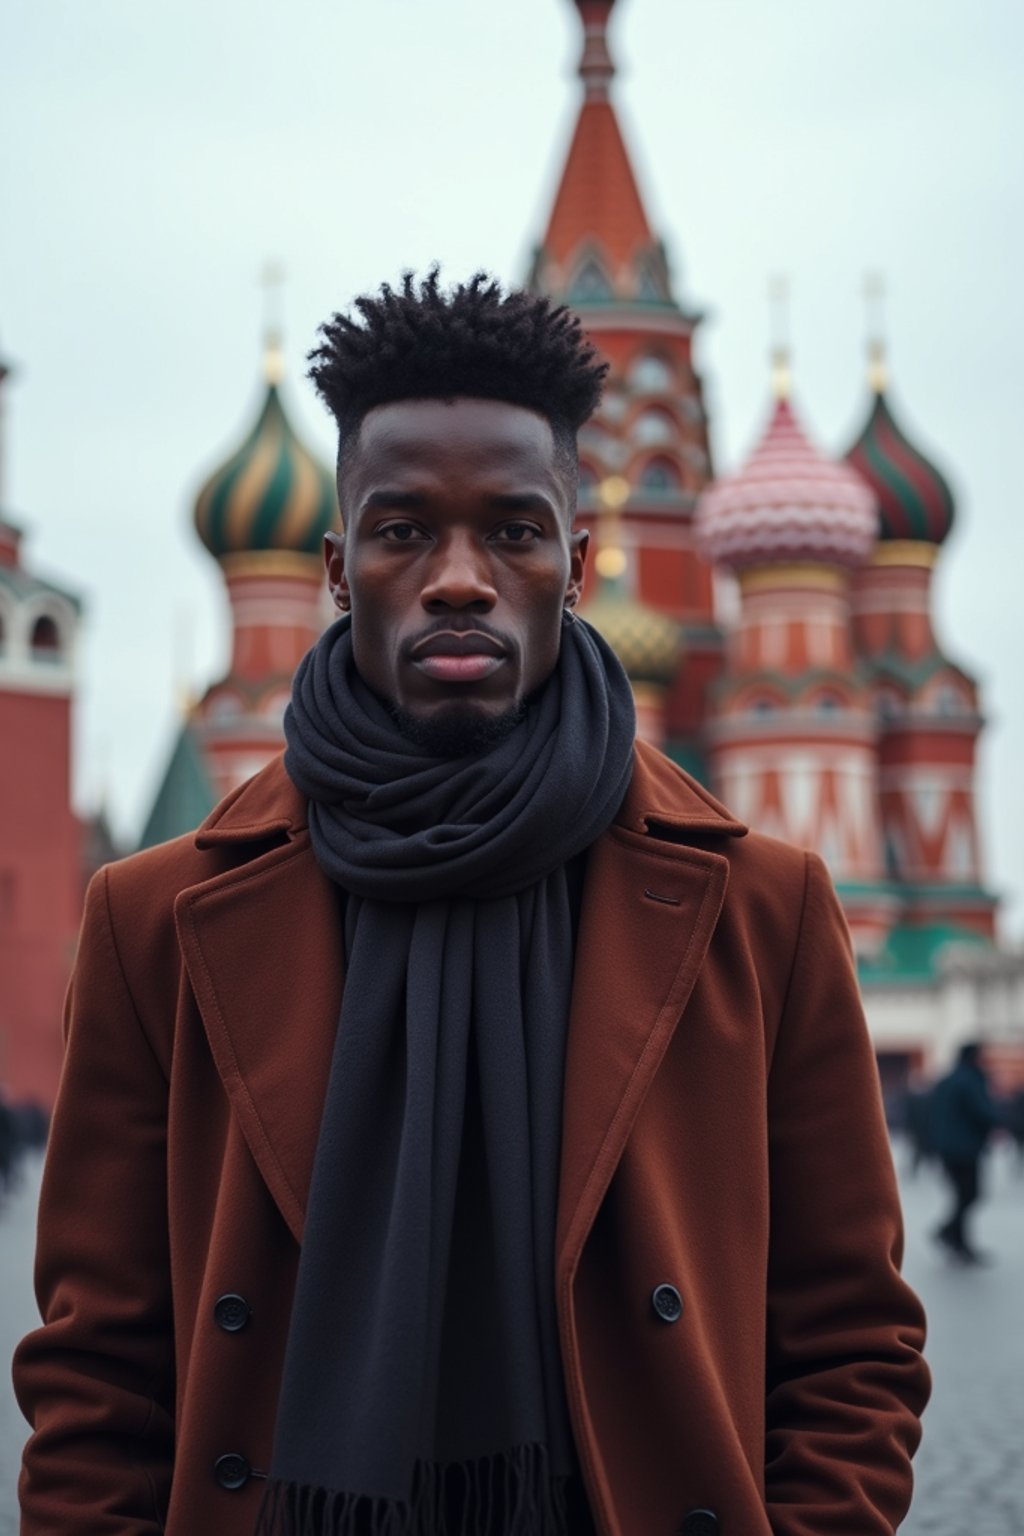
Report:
14,741,929,1536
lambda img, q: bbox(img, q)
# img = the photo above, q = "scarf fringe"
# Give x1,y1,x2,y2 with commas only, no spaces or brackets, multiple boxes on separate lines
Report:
256,1444,572,1536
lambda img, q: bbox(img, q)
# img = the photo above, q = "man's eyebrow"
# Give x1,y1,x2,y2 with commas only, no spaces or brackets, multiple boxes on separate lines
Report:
486,491,558,516
361,489,429,511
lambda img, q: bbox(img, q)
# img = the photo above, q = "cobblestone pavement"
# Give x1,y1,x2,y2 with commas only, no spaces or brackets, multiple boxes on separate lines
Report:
1,1142,1021,1533
896,1139,1024,1536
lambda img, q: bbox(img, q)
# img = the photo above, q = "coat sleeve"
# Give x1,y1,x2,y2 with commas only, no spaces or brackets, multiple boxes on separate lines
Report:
762,852,930,1536
13,866,175,1533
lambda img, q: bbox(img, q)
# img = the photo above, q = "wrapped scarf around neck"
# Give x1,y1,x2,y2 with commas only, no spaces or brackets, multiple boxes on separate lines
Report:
261,614,635,1536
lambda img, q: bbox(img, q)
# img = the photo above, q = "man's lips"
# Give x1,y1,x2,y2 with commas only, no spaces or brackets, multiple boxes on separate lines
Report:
408,630,509,686
415,654,506,683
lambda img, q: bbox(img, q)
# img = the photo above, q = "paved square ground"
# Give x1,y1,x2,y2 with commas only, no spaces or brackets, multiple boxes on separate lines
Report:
896,1139,1024,1536
2,1141,1022,1532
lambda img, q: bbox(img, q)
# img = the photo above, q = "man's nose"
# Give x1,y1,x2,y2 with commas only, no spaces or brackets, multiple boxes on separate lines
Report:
420,532,498,610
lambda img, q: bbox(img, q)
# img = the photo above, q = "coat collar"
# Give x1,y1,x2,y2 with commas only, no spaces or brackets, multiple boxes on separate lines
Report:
177,743,744,1253
194,755,307,846
192,738,747,850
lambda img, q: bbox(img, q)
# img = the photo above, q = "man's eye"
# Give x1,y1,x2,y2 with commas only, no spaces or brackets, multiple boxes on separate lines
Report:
379,522,425,543
496,523,540,543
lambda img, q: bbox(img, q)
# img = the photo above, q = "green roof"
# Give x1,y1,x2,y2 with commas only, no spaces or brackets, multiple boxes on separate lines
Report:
859,922,992,986
664,739,709,785
0,561,82,609
138,721,217,850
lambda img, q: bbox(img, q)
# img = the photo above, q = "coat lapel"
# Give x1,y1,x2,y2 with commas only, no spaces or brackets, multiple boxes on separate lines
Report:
176,809,343,1244
172,745,744,1261
556,743,741,1282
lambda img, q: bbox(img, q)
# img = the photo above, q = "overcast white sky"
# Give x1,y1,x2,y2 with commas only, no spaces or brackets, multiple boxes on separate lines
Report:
3,0,1023,934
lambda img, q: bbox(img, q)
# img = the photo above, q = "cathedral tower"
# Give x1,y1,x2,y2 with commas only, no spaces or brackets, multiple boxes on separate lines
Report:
140,329,338,844
696,359,898,956
844,339,996,945
0,346,84,1106
530,0,722,770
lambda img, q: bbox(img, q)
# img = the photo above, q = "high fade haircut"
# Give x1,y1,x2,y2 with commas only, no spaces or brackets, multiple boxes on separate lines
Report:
308,268,608,508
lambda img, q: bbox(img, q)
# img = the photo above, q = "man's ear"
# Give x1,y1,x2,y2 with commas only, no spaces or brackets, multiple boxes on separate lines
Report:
323,530,350,613
565,527,589,610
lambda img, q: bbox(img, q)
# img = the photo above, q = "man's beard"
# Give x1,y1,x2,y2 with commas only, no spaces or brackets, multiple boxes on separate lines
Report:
389,702,526,758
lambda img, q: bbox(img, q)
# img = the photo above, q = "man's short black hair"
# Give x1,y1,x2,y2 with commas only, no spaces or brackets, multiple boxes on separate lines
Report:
308,269,607,503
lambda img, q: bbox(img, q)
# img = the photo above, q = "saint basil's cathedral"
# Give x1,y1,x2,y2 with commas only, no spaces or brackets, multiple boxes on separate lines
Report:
2,0,1020,1110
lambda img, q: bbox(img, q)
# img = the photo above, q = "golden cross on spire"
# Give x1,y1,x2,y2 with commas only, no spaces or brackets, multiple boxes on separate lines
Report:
863,271,888,394
768,273,791,399
260,259,286,384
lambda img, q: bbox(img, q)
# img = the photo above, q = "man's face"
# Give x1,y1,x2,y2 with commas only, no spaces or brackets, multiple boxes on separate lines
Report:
324,397,588,748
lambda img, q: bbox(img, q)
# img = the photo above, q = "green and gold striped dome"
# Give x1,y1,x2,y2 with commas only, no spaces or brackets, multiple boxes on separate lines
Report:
193,353,338,561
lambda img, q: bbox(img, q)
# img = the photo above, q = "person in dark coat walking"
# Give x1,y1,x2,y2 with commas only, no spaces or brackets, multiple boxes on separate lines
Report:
0,1086,17,1205
928,1041,1002,1262
902,1085,935,1176
1006,1087,1024,1174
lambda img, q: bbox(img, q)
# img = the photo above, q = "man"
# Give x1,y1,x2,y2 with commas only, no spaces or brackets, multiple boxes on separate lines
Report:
929,1040,1002,1263
15,273,929,1535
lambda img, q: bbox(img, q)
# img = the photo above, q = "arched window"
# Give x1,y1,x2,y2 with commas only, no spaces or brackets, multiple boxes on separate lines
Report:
638,458,681,493
568,257,612,303
632,408,676,447
30,614,61,660
628,353,674,394
207,693,242,723
813,691,844,713
875,687,903,720
578,423,614,456
263,691,291,726
600,387,628,423
933,682,967,716
635,257,666,302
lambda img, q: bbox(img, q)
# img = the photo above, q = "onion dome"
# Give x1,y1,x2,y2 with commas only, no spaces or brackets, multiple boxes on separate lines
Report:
844,388,955,546
697,395,878,572
581,586,683,686
193,342,337,562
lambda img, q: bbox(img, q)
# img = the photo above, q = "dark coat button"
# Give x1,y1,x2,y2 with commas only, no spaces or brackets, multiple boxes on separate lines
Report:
680,1511,719,1536
213,1293,252,1333
651,1283,684,1323
214,1452,252,1490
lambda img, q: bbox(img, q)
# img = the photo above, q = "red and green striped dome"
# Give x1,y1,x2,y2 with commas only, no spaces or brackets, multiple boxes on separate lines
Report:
193,379,338,561
844,391,955,546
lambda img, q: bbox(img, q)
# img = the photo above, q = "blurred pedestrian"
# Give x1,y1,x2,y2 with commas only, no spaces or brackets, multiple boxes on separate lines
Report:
1006,1087,1024,1174
903,1085,935,1176
0,1083,18,1205
929,1042,1002,1263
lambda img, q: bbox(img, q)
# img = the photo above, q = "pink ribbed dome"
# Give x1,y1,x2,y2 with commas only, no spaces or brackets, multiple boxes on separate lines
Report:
697,397,878,571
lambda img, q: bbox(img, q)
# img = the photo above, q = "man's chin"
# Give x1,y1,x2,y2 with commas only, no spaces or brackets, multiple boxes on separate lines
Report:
389,702,525,758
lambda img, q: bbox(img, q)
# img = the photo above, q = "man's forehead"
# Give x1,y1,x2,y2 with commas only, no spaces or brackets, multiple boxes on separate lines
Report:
353,397,558,469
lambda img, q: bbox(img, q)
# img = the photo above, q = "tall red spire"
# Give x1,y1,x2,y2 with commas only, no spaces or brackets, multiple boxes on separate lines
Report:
576,0,616,101
528,0,721,769
531,0,672,306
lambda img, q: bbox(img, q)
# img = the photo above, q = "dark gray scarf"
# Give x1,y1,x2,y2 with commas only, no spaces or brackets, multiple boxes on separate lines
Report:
261,614,635,1536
